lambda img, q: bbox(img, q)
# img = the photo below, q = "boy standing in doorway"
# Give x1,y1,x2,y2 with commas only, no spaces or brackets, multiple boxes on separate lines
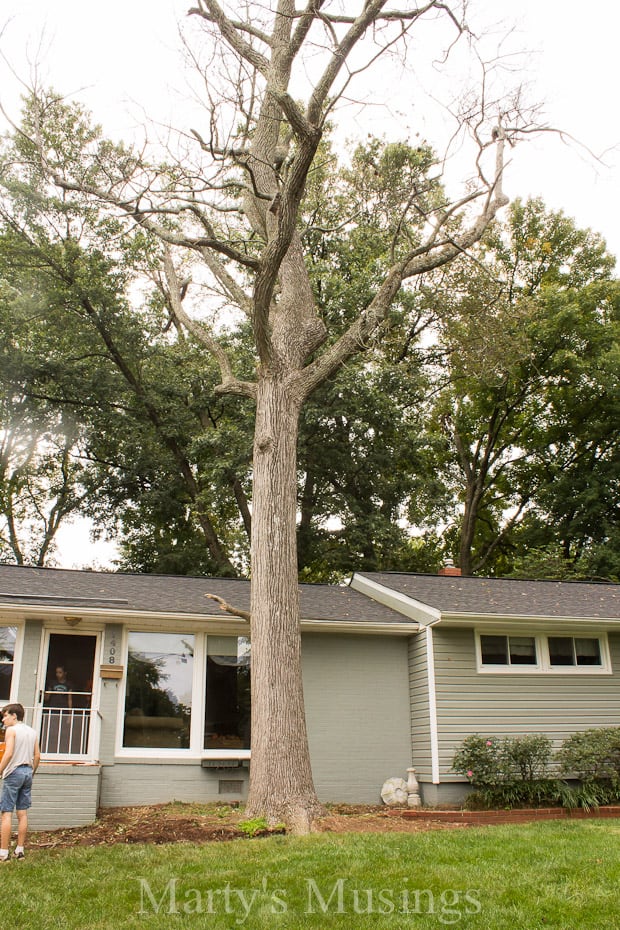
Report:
0,703,40,861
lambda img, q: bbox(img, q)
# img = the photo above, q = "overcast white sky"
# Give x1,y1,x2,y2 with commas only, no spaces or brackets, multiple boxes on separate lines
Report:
1,0,618,568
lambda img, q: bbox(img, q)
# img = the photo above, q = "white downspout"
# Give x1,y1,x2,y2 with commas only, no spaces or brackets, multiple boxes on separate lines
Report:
426,625,440,784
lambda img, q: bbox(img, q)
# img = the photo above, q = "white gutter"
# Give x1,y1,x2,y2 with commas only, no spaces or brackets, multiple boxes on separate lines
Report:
0,602,418,636
437,612,620,630
301,619,419,636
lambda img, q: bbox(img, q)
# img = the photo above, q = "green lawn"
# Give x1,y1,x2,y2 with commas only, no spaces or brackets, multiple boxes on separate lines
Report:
8,820,620,929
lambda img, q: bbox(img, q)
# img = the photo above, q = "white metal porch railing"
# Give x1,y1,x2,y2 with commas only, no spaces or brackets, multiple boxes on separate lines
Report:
24,703,92,756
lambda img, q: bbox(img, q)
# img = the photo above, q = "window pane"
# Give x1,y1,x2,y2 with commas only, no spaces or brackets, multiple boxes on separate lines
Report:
204,636,251,750
0,627,16,702
123,632,194,749
575,638,602,666
509,636,537,665
480,635,508,664
548,637,575,666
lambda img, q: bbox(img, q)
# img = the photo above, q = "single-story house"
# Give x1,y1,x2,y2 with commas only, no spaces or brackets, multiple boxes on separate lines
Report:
0,562,619,828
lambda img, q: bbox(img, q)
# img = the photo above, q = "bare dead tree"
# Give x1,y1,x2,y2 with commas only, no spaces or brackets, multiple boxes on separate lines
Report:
13,1,535,832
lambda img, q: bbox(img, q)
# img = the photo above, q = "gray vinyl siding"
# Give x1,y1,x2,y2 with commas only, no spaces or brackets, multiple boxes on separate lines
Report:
302,633,412,803
408,631,433,779
433,627,620,778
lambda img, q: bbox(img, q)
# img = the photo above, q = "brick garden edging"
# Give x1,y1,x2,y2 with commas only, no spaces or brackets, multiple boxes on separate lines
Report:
389,806,620,826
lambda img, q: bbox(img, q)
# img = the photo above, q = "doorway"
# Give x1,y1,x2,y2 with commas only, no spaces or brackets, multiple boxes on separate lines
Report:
39,632,99,757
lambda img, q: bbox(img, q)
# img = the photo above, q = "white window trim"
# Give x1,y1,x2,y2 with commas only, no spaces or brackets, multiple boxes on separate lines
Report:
0,622,23,704
116,628,252,759
475,630,612,675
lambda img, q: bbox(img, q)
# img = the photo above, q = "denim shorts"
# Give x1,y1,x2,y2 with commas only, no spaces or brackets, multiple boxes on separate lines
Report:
0,765,33,812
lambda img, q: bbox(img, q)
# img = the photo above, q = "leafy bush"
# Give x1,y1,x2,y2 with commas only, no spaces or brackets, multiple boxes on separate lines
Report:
502,734,553,781
238,816,286,837
557,727,620,784
453,733,559,810
453,729,620,810
465,778,575,811
452,733,553,787
451,735,503,788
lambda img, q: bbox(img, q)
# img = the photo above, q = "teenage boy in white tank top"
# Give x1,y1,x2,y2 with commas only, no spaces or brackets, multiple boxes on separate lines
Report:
0,703,41,861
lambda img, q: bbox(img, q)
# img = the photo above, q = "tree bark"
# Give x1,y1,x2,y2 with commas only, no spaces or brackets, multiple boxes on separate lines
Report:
245,374,325,831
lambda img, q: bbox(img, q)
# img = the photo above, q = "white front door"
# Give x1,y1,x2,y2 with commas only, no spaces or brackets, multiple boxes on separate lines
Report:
36,631,100,760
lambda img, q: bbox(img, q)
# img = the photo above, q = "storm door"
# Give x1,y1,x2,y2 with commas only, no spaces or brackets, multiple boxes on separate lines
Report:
38,632,99,758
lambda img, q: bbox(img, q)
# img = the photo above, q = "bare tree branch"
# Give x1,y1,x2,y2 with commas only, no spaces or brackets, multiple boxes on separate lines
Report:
205,592,251,622
162,247,256,398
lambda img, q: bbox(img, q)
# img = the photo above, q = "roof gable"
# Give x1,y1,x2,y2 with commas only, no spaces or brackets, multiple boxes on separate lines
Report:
352,571,620,621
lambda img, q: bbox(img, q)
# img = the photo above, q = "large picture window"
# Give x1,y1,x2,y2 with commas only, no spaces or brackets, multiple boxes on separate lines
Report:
0,627,17,702
204,636,251,751
123,632,194,749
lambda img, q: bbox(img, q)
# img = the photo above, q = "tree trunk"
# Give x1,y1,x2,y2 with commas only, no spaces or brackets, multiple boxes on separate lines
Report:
245,375,325,833
459,478,483,577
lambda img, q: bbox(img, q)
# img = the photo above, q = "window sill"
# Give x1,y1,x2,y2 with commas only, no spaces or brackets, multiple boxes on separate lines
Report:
477,665,612,675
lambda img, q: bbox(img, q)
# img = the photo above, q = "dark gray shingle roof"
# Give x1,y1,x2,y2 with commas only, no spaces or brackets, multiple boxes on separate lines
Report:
356,571,620,620
0,564,406,625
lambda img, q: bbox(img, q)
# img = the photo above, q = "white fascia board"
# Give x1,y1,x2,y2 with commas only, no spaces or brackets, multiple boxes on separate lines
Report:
0,603,250,634
0,602,417,636
300,619,419,636
439,612,620,631
350,574,441,626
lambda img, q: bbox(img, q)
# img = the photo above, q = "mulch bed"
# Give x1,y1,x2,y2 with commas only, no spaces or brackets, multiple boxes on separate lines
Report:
28,802,620,850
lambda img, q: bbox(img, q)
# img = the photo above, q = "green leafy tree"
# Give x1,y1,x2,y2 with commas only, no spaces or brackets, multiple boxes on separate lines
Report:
0,237,92,564
6,1,522,830
419,198,618,575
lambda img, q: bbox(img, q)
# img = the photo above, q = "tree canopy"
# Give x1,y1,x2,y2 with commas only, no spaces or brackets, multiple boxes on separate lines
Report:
2,1,608,829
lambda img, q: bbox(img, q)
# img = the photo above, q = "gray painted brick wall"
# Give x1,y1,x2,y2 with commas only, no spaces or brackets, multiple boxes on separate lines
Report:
99,761,248,807
302,632,412,803
28,765,101,831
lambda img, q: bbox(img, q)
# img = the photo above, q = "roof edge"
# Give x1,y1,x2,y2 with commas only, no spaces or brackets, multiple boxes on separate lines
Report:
350,572,441,625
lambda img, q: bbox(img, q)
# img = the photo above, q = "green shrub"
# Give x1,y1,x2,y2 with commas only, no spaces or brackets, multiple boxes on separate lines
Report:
238,816,286,837
452,733,553,787
453,729,620,810
502,734,553,781
465,778,575,811
557,727,620,784
451,735,503,787
453,733,558,810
